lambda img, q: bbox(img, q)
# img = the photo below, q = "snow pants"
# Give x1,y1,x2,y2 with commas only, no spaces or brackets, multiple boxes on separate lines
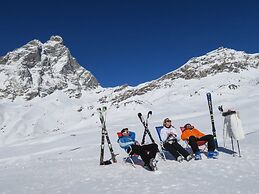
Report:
128,143,158,165
188,135,215,153
163,141,190,159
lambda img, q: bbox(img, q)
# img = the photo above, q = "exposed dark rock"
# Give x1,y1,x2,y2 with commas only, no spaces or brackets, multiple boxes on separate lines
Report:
228,84,238,90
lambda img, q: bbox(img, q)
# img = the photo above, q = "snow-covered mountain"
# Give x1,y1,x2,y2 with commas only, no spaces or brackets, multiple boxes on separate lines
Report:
0,36,99,100
0,38,259,143
0,38,259,194
1,36,259,105
105,47,259,105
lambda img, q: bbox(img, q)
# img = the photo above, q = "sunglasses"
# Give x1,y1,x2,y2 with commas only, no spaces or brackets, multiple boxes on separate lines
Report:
122,128,129,134
165,120,171,123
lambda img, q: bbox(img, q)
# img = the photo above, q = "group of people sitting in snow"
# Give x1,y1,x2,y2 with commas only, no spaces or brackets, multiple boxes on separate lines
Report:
118,118,218,171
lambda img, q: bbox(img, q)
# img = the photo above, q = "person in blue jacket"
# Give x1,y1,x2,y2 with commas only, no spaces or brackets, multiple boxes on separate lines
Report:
118,128,158,170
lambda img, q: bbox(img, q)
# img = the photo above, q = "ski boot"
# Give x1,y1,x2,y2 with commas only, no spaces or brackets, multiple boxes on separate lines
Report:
194,151,202,160
186,154,193,162
207,151,218,159
176,156,184,163
149,158,157,171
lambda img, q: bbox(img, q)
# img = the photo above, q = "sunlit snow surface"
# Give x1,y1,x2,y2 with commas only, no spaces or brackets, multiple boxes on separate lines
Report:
0,68,259,194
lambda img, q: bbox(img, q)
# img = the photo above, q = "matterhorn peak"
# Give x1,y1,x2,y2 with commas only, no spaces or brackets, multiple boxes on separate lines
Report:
0,36,99,100
48,35,64,45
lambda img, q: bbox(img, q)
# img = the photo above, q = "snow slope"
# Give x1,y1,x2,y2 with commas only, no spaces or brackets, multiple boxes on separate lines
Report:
0,68,259,193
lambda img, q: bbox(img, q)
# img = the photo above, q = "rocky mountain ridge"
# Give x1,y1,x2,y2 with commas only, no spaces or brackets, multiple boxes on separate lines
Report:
104,47,259,105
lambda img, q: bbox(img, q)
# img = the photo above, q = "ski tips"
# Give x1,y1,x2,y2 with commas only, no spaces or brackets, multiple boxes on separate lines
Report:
138,111,152,118
218,105,224,112
206,92,211,98
97,106,107,112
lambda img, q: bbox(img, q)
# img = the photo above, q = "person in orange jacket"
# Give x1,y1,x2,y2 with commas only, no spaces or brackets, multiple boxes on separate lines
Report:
181,123,218,160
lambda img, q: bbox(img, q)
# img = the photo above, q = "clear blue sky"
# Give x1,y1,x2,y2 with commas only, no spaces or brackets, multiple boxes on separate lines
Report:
0,0,259,87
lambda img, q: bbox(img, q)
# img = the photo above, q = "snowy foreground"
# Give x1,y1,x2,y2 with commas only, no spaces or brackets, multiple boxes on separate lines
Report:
0,80,259,193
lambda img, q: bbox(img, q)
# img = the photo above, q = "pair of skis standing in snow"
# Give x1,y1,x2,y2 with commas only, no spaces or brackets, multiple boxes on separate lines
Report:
118,112,159,171
97,108,159,170
98,93,244,171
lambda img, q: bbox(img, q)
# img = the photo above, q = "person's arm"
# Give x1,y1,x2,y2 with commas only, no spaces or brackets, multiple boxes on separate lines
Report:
129,131,140,144
181,131,188,141
160,128,168,142
129,131,136,141
172,127,181,141
194,129,205,137
118,137,135,149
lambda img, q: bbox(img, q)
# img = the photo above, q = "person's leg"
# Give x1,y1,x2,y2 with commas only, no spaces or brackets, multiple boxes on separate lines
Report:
130,145,151,165
141,143,159,170
198,135,215,152
142,143,159,159
163,142,181,159
172,142,190,158
188,136,200,153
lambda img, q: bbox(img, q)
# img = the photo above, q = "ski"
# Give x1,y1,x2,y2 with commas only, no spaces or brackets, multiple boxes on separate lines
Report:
97,107,117,165
97,107,106,165
138,111,155,145
206,93,219,149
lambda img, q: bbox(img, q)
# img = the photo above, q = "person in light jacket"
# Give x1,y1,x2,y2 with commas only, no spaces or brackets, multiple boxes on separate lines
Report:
160,118,192,162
